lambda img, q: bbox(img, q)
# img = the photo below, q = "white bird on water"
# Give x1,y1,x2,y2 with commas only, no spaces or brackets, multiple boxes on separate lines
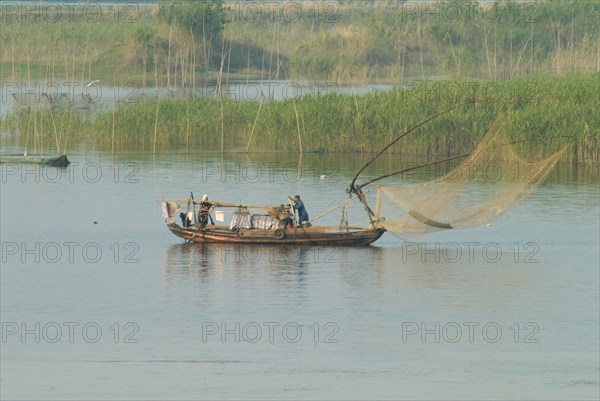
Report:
85,80,101,88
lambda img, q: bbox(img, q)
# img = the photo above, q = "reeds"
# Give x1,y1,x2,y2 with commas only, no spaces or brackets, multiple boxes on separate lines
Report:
3,74,597,163
1,1,598,84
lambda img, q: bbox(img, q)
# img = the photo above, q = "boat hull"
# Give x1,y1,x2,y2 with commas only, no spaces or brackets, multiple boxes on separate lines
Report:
0,154,70,167
168,224,385,246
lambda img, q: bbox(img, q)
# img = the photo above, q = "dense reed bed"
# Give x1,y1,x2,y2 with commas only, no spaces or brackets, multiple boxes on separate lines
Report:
2,74,598,163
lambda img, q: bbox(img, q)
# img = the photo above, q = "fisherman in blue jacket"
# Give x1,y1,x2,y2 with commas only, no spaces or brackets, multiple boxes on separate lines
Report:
288,194,310,227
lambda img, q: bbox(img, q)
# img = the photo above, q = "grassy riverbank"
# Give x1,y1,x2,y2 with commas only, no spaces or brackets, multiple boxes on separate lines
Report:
2,74,598,163
0,1,598,85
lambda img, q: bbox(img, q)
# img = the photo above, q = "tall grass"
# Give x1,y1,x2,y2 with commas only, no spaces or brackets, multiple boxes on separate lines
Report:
1,1,598,84
3,74,598,163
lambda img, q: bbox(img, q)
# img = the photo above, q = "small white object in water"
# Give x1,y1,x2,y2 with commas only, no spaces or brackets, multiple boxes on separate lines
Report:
487,223,492,227
86,80,101,88
319,175,326,180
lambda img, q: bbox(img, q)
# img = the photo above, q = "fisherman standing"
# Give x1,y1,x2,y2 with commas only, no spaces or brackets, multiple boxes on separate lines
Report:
288,195,310,227
198,194,214,228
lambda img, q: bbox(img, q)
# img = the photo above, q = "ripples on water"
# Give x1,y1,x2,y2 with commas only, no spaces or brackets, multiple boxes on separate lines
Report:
1,149,598,400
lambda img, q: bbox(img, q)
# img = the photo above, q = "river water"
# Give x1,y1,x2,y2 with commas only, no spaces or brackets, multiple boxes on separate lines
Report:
0,148,598,400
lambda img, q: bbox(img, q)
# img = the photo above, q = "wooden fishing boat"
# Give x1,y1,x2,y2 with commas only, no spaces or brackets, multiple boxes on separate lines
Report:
160,114,455,246
168,223,385,245
0,154,70,167
162,110,565,246
162,198,385,246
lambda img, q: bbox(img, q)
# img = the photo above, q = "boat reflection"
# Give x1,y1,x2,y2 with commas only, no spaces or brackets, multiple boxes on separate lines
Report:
165,242,328,276
162,242,386,283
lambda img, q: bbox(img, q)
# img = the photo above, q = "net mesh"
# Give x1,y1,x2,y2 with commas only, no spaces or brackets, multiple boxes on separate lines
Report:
374,119,566,241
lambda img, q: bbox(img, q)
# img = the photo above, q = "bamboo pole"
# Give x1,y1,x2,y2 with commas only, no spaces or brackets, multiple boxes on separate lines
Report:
226,39,231,90
49,108,59,152
33,109,37,156
81,41,88,88
246,49,250,86
509,28,513,78
483,25,493,80
358,136,572,189
511,34,531,78
246,97,263,152
308,194,362,224
418,23,425,81
201,9,208,69
220,99,225,153
11,36,15,80
349,107,457,190
63,41,69,83
347,70,361,122
167,25,173,90
447,33,460,78
185,98,190,154
112,90,116,155
167,200,286,209
217,35,226,153
23,110,32,155
493,21,498,80
26,44,31,82
153,95,160,154
39,108,43,158
530,20,534,76
292,100,303,153
62,107,74,153
190,27,196,90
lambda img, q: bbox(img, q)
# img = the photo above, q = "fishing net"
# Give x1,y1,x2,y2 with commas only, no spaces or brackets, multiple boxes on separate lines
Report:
374,119,566,240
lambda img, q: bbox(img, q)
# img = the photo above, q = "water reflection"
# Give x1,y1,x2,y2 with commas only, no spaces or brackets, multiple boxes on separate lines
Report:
161,223,581,308
163,243,386,281
1,144,597,400
383,243,542,312
162,242,389,301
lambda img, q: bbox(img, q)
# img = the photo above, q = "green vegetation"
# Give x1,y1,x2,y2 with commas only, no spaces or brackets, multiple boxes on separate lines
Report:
1,1,598,163
0,1,598,84
3,74,598,163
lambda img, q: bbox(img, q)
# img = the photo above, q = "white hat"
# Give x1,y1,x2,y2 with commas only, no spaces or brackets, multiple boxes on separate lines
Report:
202,194,208,201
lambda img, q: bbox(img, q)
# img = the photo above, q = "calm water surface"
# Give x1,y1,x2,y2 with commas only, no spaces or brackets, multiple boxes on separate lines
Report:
1,149,598,400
